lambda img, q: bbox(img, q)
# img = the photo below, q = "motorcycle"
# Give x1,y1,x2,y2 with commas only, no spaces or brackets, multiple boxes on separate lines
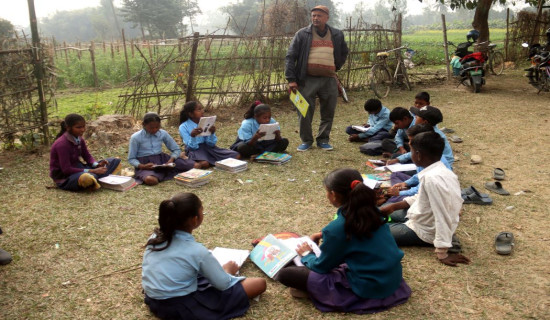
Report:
449,40,487,93
522,42,550,93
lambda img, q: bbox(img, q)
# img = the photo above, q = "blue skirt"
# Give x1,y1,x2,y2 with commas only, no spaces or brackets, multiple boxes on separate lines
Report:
307,264,411,314
144,277,249,320
134,153,195,184
186,144,239,165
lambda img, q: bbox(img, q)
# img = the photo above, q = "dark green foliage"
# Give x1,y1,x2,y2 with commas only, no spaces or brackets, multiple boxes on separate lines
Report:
0,18,14,38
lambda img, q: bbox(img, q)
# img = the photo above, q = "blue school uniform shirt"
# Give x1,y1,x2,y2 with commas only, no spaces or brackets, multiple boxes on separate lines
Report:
128,129,181,168
397,125,454,167
399,156,452,197
142,231,244,299
179,119,218,150
301,208,404,299
358,106,393,139
237,118,278,142
394,114,416,148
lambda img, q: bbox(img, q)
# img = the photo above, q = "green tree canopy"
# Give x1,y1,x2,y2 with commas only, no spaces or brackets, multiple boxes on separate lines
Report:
0,18,15,38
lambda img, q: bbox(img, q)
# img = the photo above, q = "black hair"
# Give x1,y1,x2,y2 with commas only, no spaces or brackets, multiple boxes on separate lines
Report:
389,107,412,122
410,131,444,161
56,113,85,139
415,91,430,103
364,99,382,113
406,123,434,137
179,101,199,124
244,102,271,119
323,168,385,240
142,112,161,126
146,193,202,251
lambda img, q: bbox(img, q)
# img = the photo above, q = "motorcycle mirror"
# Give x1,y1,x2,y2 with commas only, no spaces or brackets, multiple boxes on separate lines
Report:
522,43,529,48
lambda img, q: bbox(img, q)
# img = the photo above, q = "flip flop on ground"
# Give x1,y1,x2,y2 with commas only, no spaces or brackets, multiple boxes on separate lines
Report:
449,135,463,143
485,181,510,195
462,186,493,205
493,168,505,180
495,231,514,255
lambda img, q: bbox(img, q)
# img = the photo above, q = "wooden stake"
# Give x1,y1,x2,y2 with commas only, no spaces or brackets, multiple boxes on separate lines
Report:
90,41,99,87
122,29,130,80
442,14,451,82
186,32,200,102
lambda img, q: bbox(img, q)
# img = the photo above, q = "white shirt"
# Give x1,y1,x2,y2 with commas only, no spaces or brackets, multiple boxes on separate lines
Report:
403,161,463,249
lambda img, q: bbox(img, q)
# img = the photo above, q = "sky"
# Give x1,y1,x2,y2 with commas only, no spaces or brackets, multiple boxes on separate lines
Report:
0,0,529,28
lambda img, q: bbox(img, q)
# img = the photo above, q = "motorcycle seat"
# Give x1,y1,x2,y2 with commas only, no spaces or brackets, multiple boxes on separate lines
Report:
488,43,497,49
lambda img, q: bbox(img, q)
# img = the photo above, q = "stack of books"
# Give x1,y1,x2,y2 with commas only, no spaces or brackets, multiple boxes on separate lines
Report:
254,151,292,165
98,175,137,192
174,169,213,187
215,158,248,173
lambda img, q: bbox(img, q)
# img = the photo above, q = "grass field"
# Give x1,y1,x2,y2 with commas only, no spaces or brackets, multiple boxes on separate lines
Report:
1,69,549,319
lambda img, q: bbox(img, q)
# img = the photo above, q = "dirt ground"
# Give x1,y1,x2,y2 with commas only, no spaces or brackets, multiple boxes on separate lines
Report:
0,69,549,319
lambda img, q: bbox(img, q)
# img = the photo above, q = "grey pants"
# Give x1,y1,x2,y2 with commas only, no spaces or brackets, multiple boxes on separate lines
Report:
388,209,432,247
298,76,338,145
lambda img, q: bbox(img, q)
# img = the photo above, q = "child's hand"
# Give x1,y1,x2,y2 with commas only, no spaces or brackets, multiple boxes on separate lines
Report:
438,254,471,267
296,242,313,256
348,134,360,142
386,187,401,197
90,167,107,175
254,130,266,140
139,163,155,170
191,128,203,137
208,125,216,134
97,160,109,167
222,261,239,275
310,232,322,244
398,146,407,154
166,158,175,164
386,159,399,165
274,130,281,140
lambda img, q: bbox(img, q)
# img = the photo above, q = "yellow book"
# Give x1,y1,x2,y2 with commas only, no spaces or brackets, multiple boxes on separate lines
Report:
289,90,309,117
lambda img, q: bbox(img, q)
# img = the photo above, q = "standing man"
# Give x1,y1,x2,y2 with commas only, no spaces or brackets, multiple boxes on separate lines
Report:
285,5,348,151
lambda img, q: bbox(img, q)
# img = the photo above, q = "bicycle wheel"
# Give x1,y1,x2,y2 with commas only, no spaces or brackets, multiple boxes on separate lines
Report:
490,51,505,75
399,64,411,91
370,65,391,98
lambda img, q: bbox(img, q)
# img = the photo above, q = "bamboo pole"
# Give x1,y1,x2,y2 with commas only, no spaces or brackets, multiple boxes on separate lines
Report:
122,29,131,80
90,41,99,87
505,8,510,61
63,41,69,65
441,14,451,82
26,0,49,145
186,32,200,102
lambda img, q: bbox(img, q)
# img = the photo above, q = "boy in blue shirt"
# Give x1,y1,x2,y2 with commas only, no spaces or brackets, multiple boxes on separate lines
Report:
346,99,393,155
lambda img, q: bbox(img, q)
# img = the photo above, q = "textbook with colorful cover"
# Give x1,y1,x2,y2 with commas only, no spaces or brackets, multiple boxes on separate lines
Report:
98,175,137,192
289,90,309,117
174,169,212,187
250,234,321,278
214,158,248,173
254,151,292,165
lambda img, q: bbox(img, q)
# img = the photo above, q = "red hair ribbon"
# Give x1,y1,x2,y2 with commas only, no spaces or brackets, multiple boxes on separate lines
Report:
254,100,262,106
350,180,361,189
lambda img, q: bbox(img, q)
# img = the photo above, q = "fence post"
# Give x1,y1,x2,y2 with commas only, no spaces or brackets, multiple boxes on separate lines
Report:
122,29,131,80
131,39,135,58
90,41,99,87
505,8,510,61
186,32,200,102
63,41,69,65
441,14,451,82
27,0,49,145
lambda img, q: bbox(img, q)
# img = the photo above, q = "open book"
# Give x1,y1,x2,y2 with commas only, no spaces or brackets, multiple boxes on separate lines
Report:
250,234,321,278
211,247,250,269
374,163,417,172
351,125,370,133
197,116,216,136
152,163,176,169
257,122,279,141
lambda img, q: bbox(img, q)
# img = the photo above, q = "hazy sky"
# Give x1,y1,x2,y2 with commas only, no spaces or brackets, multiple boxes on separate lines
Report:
1,0,527,28
0,0,435,28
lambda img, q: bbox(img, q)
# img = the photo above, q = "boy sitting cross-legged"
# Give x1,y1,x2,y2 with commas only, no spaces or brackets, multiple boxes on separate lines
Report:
380,131,470,267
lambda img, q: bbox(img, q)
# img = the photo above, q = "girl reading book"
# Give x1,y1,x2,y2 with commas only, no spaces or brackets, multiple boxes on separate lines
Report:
128,112,195,186
230,101,289,158
49,113,121,191
179,101,240,168
277,168,411,314
142,192,266,319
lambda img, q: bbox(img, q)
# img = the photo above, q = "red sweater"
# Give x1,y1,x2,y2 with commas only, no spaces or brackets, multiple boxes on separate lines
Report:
49,132,96,183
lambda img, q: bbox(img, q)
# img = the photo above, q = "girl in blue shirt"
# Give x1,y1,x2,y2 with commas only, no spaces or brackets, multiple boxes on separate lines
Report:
142,192,266,319
277,168,411,314
179,101,240,168
128,113,195,185
230,101,289,158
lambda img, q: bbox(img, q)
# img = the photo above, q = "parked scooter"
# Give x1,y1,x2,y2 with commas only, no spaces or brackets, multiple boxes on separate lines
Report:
448,30,487,93
522,28,550,93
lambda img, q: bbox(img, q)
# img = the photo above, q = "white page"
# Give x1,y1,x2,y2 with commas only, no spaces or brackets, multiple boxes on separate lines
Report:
197,116,216,136
211,247,250,268
362,178,381,190
280,237,321,267
351,125,370,133
257,123,279,141
386,163,417,172
98,175,132,184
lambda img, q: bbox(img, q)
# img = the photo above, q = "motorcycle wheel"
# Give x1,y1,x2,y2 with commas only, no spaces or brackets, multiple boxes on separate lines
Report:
370,65,391,98
473,81,482,93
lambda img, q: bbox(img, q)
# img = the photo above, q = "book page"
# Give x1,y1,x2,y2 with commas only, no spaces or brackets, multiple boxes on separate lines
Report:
257,122,279,141
386,163,417,172
197,116,217,136
98,175,132,185
211,247,250,268
362,178,382,190
279,237,321,267
352,125,370,133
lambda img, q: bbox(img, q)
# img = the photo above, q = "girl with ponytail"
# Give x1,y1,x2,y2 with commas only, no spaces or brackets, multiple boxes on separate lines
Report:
277,168,411,314
142,193,266,319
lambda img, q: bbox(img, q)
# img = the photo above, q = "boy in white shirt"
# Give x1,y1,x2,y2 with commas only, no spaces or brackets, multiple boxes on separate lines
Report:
380,132,470,267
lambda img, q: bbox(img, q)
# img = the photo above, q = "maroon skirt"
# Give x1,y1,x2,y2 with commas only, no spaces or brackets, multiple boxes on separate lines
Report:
307,264,411,314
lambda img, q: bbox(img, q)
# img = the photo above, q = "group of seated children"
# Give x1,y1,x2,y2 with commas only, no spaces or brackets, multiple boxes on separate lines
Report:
50,101,289,189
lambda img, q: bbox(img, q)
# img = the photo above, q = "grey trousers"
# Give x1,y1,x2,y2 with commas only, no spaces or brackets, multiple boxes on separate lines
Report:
298,76,338,145
388,209,432,247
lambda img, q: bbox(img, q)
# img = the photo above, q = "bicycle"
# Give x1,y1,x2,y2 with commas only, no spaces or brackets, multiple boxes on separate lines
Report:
484,43,505,75
370,46,411,99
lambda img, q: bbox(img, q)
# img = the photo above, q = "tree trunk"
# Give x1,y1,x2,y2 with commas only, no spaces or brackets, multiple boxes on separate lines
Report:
472,0,492,43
